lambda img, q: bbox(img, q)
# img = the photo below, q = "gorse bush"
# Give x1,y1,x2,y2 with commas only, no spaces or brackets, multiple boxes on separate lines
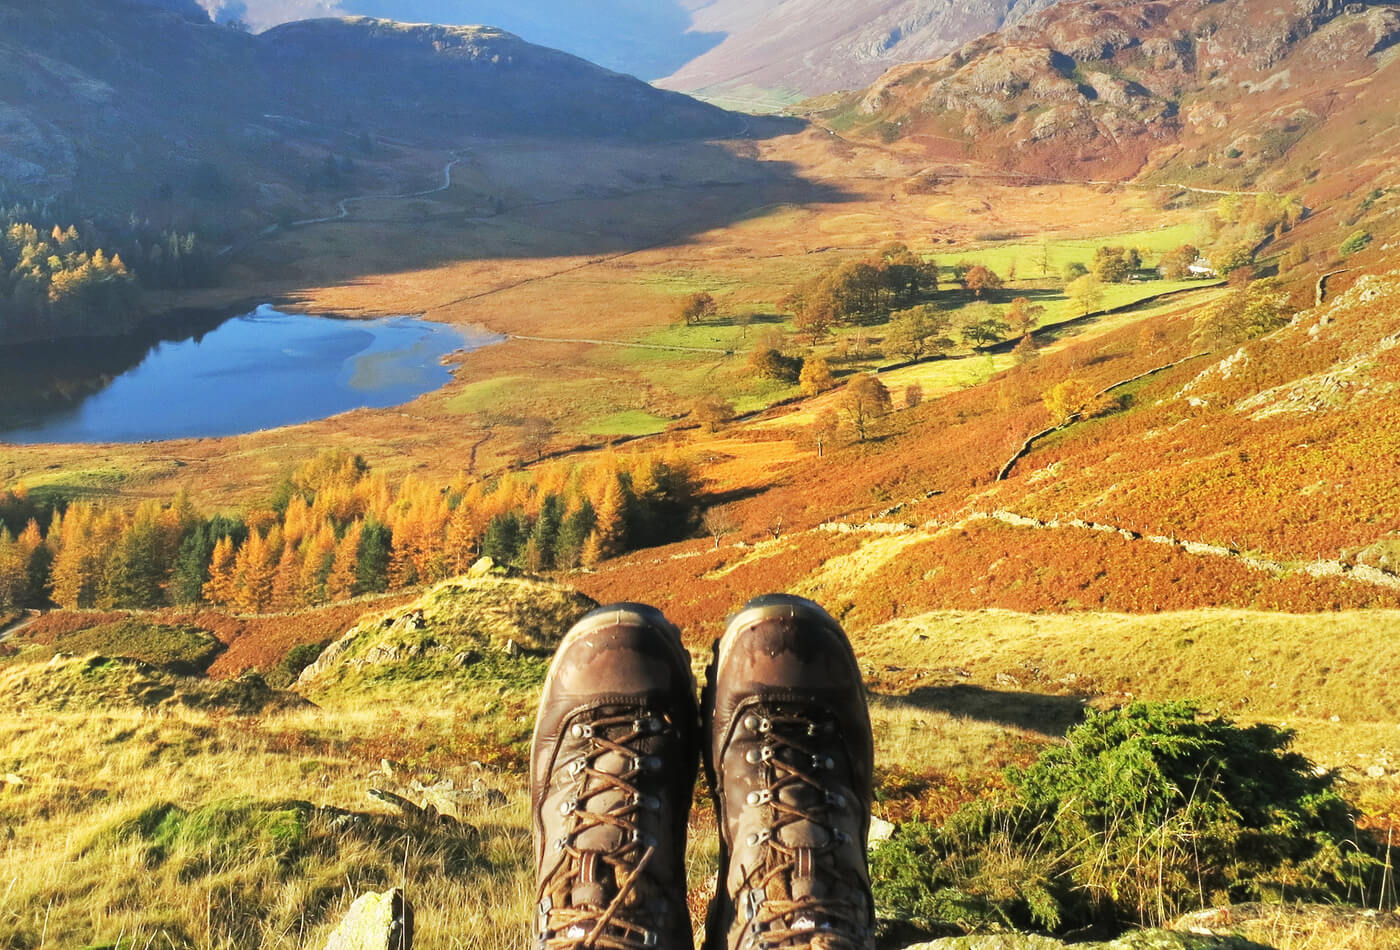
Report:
872,701,1385,934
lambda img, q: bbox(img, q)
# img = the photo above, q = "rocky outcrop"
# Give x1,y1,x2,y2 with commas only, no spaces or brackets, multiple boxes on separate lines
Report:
322,889,413,950
294,574,595,695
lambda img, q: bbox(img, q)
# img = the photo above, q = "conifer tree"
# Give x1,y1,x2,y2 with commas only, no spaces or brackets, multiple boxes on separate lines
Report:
172,524,214,605
203,535,237,605
327,521,364,601
357,519,391,595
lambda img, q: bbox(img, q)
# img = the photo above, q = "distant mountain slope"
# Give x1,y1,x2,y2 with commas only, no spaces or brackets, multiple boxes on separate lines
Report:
654,0,1065,106
802,0,1400,184
0,0,734,209
196,0,725,79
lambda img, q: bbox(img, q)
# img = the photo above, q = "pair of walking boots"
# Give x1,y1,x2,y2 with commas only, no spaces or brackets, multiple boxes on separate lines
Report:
531,594,874,950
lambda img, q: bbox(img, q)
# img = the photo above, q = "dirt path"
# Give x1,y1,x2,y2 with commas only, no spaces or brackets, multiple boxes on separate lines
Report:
0,609,41,643
218,151,467,256
819,510,1400,592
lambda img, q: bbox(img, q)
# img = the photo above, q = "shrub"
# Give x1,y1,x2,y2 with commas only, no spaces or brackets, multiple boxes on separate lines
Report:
1340,230,1372,257
749,347,803,383
45,620,222,675
872,701,1383,933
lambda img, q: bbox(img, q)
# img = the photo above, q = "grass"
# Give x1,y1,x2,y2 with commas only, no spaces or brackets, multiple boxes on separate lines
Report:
581,410,672,436
947,222,1209,281
2,619,223,675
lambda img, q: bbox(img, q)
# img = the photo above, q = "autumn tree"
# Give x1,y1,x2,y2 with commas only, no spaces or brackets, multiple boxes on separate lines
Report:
1006,297,1045,335
904,383,924,409
749,347,803,383
1158,244,1201,280
1278,244,1310,275
1012,333,1039,366
1066,274,1105,316
1091,246,1141,283
962,264,1003,298
838,375,892,441
692,395,734,432
325,522,364,601
1043,378,1116,425
799,356,835,396
884,304,952,361
960,309,1011,348
679,291,718,326
0,530,25,609
812,409,839,458
1190,279,1296,350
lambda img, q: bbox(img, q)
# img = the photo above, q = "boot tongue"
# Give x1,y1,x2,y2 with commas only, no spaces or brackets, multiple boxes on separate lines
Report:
573,749,631,851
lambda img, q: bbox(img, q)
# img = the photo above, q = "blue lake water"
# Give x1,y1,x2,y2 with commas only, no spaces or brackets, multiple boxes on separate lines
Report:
0,305,501,444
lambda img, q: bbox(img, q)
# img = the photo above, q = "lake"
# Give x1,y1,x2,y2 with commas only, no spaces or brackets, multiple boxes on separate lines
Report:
0,305,500,444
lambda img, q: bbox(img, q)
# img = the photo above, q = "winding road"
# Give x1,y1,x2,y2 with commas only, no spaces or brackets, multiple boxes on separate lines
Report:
218,151,467,256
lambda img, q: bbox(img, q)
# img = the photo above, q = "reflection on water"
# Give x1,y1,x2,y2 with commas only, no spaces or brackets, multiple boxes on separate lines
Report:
0,305,501,444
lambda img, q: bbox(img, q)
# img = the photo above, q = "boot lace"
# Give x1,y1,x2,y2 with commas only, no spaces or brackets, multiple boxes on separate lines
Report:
539,712,671,950
735,710,869,950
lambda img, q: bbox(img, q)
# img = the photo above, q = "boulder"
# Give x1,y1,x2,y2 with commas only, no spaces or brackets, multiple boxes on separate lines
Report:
323,888,414,950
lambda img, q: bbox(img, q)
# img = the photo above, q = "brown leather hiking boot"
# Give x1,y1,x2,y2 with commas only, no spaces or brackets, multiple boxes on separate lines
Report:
531,603,700,950
703,595,875,950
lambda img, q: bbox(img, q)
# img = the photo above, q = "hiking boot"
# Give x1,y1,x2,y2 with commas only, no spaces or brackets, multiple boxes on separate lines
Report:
703,595,874,950
531,603,700,950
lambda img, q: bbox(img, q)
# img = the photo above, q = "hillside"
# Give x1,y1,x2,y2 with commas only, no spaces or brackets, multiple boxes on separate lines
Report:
656,0,1064,108
0,0,735,214
804,0,1400,186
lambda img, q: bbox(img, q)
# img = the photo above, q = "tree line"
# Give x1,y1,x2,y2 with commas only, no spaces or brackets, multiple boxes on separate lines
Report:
0,197,219,343
0,448,700,613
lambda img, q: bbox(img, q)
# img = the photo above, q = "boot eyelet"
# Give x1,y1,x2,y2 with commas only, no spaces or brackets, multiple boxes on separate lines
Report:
745,829,771,846
553,837,568,852
833,829,851,844
757,717,772,733
568,758,587,776
743,714,761,731
760,746,775,763
745,789,772,806
642,933,659,947
811,754,834,770
570,723,593,739
559,799,579,815
826,791,846,808
745,748,762,764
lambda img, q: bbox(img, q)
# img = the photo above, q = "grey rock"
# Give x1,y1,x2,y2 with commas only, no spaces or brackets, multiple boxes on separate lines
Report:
323,888,413,950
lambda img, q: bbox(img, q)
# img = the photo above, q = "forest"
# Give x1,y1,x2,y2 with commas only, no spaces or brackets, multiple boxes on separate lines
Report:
0,448,701,615
0,196,219,343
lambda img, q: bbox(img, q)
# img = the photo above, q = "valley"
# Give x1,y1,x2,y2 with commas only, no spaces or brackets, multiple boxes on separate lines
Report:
1,0,1399,948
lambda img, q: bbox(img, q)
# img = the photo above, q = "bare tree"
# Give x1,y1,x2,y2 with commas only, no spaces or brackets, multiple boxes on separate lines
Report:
702,505,737,549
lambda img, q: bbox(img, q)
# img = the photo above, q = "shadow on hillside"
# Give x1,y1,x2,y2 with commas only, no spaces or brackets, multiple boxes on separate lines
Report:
874,683,1087,736
235,116,859,300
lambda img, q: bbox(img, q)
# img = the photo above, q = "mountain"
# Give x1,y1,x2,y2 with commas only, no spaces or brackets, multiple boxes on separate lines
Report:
802,0,1400,184
195,0,725,79
0,0,735,210
655,0,1065,107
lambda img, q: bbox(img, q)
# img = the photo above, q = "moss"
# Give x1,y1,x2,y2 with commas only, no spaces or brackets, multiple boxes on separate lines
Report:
42,620,223,675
